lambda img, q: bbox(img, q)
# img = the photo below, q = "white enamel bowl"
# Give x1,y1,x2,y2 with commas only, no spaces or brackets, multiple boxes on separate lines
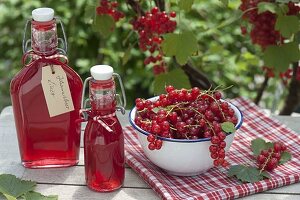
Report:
129,97,243,176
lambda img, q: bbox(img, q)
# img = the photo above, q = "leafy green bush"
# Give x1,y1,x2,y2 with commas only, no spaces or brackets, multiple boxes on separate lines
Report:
0,0,291,111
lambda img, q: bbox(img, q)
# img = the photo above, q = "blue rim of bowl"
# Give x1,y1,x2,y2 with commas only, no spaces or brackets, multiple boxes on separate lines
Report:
129,97,243,143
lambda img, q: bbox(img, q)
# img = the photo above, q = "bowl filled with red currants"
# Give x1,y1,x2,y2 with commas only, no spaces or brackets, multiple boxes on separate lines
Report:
129,86,243,176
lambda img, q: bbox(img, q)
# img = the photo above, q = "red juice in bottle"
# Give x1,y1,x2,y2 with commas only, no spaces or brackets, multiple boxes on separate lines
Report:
10,8,83,168
84,65,125,192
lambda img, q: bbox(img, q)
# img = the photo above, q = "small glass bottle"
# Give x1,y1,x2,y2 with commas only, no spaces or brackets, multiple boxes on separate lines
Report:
10,8,83,168
83,65,126,192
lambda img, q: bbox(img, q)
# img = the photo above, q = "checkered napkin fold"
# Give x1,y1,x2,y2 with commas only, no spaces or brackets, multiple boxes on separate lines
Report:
124,97,300,200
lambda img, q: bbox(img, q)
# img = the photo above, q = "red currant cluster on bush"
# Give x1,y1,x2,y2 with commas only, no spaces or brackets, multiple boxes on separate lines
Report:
96,0,125,22
280,66,300,85
263,65,300,85
257,142,287,171
134,85,238,167
131,7,177,75
279,68,293,85
262,66,275,78
287,1,300,15
240,1,300,81
240,0,280,49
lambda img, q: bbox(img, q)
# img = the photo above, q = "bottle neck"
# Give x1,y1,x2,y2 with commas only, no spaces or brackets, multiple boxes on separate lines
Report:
31,19,58,56
89,78,116,115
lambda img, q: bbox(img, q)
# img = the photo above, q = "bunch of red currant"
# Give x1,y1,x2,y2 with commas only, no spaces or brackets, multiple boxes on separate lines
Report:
257,142,287,171
279,68,293,86
135,85,238,167
239,1,299,49
263,66,300,85
262,66,275,78
131,7,177,75
240,1,300,81
240,0,278,48
96,0,125,22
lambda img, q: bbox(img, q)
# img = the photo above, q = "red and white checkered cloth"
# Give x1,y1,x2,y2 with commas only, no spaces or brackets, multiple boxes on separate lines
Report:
124,97,300,200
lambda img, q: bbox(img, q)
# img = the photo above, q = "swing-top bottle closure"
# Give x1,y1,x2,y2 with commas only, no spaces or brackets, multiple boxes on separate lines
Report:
31,8,57,56
23,7,68,55
82,65,126,116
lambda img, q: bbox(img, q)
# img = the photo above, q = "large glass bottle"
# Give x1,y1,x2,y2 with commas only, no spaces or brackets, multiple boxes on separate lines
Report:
83,65,126,192
10,8,83,168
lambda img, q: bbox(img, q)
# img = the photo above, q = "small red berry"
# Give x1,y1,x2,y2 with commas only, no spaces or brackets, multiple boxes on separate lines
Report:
170,11,176,18
213,159,219,166
155,139,163,149
148,142,156,150
166,85,175,93
273,142,282,153
147,134,155,143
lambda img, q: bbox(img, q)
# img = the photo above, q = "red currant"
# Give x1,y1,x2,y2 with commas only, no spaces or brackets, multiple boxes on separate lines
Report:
170,11,176,18
147,134,155,143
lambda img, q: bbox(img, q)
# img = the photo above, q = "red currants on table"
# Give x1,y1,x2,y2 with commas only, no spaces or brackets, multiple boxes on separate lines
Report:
257,142,288,171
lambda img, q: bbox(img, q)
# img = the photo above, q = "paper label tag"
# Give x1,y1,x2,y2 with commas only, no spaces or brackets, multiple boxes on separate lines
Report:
41,65,74,117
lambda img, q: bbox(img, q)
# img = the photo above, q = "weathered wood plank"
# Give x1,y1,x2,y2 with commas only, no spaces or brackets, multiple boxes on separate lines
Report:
22,167,149,188
0,160,149,188
0,123,20,162
265,184,300,195
272,115,300,133
0,107,15,129
240,193,300,200
1,184,299,200
2,159,300,195
0,184,159,200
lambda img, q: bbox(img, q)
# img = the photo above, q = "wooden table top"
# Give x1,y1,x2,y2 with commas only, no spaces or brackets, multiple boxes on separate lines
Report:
0,106,300,200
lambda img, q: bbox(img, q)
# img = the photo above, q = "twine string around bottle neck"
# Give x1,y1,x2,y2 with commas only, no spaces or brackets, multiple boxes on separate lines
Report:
80,109,116,133
22,50,68,67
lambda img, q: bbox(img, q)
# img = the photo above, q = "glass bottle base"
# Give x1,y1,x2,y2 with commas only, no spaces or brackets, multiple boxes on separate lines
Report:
87,182,123,192
22,159,79,168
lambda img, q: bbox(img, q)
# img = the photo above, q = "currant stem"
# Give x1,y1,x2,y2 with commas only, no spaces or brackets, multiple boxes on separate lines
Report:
259,149,274,174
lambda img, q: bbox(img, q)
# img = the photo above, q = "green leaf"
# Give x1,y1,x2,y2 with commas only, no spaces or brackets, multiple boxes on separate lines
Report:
219,0,229,6
0,174,36,199
279,4,289,14
258,2,278,14
275,15,299,38
3,194,16,200
276,0,299,3
251,138,268,156
24,191,58,200
251,138,274,156
84,4,96,20
221,122,236,133
228,165,243,177
261,171,271,179
178,0,194,12
92,15,115,38
228,165,263,183
162,31,198,65
122,45,132,66
263,42,300,73
153,68,191,95
279,151,292,165
265,142,274,149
